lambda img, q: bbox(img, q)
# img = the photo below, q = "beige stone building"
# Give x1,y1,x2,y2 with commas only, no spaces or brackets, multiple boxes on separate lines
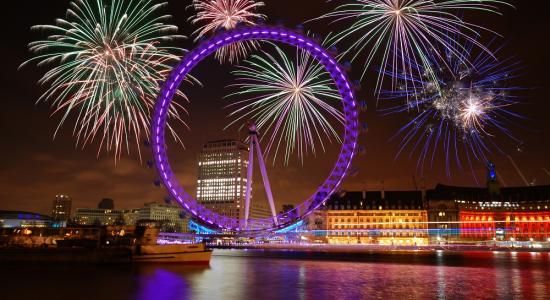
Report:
321,191,429,245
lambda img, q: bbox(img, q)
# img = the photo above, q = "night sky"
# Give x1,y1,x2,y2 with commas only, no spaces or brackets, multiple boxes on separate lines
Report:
1,0,549,215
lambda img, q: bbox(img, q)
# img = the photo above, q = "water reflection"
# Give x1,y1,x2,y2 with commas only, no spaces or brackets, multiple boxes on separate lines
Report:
137,267,190,300
1,250,549,300
185,250,550,300
436,266,446,299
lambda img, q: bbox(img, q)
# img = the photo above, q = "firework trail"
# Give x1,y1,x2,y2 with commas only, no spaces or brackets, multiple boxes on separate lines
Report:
22,0,199,159
381,39,523,177
226,43,345,164
313,0,512,95
189,0,266,64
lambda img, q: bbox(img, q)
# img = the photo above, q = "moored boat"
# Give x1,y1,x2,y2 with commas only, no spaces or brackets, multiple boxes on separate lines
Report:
132,220,212,264
132,243,212,264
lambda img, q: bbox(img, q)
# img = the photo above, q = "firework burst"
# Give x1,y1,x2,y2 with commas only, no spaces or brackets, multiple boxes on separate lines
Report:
382,40,522,177
189,0,266,64
313,0,512,94
21,0,198,159
226,44,345,164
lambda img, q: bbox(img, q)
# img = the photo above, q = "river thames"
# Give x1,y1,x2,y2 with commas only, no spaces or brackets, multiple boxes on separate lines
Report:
2,249,550,299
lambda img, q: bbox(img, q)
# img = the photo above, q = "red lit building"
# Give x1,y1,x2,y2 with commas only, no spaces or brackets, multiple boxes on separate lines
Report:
459,211,550,241
427,184,550,242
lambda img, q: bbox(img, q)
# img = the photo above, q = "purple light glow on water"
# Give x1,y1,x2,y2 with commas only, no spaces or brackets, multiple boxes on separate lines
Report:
151,26,359,232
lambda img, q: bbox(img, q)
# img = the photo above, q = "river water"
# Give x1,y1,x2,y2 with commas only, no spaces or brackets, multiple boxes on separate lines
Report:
1,249,549,300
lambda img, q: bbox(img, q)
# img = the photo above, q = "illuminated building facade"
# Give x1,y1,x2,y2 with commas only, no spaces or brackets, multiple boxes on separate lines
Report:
298,169,550,245
426,197,459,243
428,184,550,242
51,194,72,226
74,202,187,232
122,209,141,226
426,189,461,243
139,202,188,233
74,208,123,226
322,191,429,245
197,140,249,219
459,211,550,241
0,210,52,228
196,140,271,225
249,203,272,220
305,210,329,243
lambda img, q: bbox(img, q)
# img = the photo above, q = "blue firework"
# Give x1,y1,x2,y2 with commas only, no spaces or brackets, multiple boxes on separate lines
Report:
381,39,523,177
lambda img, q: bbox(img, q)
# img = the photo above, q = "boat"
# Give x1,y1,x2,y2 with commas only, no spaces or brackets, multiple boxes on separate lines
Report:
132,243,212,264
131,220,212,264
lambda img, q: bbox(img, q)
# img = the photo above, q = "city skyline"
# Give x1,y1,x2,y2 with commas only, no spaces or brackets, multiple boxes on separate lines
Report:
1,0,550,216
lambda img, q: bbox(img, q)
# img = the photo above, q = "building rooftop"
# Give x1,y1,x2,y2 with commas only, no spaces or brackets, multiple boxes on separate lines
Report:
426,184,550,203
202,139,248,151
325,190,424,210
322,184,550,211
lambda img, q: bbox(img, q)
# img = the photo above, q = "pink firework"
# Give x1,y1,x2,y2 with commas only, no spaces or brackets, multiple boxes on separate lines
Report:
189,0,266,64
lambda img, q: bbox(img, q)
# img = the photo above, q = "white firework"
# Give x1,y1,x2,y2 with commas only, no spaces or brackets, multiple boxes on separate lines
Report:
189,0,266,64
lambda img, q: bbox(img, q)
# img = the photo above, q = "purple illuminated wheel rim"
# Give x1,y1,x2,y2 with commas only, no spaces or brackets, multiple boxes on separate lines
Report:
152,26,359,232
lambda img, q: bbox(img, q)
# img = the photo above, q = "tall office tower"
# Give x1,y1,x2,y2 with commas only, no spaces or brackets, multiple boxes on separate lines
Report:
196,140,250,221
52,194,72,226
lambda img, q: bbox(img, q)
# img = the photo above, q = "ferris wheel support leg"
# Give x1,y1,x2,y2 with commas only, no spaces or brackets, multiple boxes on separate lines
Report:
253,135,278,225
244,140,255,229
